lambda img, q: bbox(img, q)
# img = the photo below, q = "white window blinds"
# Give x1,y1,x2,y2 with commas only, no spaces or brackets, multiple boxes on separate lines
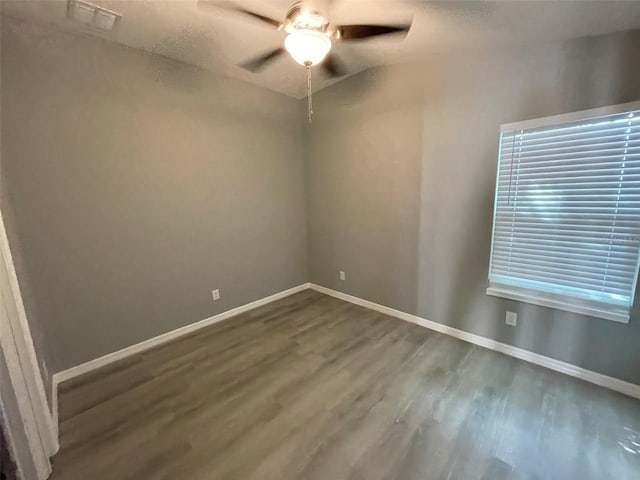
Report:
488,102,640,322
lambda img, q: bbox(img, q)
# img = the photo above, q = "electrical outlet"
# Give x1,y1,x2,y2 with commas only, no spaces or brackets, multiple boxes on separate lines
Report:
505,311,517,326
339,271,346,281
212,289,220,301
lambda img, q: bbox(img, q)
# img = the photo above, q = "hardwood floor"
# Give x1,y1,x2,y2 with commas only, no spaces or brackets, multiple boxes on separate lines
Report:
52,290,640,480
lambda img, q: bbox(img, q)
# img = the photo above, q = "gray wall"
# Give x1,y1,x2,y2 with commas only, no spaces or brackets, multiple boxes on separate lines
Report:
307,30,640,385
1,202,54,407
3,13,640,391
0,16,307,374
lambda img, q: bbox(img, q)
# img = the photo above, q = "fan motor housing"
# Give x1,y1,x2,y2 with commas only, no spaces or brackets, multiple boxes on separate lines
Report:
284,2,330,34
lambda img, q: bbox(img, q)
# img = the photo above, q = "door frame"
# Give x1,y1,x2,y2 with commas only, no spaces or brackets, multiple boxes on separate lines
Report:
0,210,57,479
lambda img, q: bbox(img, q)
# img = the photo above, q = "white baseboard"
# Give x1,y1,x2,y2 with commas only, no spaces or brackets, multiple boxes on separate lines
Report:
309,283,640,400
51,280,640,443
51,283,311,427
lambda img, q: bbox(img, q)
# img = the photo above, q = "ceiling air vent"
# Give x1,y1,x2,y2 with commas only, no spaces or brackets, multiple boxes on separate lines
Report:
67,0,121,31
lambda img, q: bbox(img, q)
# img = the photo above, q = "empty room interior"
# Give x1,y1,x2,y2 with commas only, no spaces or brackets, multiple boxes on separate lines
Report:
2,0,640,479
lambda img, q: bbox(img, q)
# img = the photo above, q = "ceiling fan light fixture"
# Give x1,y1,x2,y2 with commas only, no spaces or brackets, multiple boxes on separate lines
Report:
284,30,331,66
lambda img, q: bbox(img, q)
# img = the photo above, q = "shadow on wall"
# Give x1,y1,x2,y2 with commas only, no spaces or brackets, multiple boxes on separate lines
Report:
1,15,307,371
415,30,640,380
0,200,55,402
306,62,425,313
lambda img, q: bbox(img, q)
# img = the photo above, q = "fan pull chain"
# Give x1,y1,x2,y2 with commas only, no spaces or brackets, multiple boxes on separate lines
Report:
306,63,313,123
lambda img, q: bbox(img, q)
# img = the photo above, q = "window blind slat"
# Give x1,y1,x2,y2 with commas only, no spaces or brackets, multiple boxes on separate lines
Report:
494,225,640,236
497,194,640,201
500,145,640,163
491,241,640,257
497,179,640,189
489,268,630,295
496,212,640,220
492,217,640,228
498,160,640,174
501,132,640,150
489,107,640,316
491,247,636,263
506,114,640,140
493,230,640,247
491,257,636,278
490,255,636,277
497,170,640,185
500,131,640,151
502,113,640,142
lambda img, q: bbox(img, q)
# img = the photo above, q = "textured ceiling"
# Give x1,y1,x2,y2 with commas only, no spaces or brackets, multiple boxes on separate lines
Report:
3,0,640,98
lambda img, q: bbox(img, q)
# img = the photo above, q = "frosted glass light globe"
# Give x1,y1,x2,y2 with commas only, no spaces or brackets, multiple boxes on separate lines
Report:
284,30,331,66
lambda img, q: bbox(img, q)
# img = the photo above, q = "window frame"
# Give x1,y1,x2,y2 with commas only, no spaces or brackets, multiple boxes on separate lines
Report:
487,100,640,323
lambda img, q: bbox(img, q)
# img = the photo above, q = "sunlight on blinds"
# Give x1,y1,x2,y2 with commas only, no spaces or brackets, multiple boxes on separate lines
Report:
488,103,640,322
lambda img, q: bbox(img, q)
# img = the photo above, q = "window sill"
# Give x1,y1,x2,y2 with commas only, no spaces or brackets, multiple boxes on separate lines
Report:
486,287,630,324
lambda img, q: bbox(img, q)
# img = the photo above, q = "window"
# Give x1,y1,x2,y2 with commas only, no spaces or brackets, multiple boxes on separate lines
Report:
487,102,640,323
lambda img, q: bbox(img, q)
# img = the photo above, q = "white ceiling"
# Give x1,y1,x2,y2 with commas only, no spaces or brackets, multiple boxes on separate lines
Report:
3,0,640,98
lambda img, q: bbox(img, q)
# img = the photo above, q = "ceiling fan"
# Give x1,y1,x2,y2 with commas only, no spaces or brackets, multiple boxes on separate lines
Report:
198,0,412,121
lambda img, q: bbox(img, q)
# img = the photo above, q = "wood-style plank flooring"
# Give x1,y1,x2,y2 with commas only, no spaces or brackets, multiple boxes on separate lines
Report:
52,290,640,479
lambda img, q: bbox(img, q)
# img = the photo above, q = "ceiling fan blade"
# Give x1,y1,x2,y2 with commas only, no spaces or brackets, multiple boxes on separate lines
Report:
338,24,411,41
198,1,282,28
239,48,285,72
321,54,347,78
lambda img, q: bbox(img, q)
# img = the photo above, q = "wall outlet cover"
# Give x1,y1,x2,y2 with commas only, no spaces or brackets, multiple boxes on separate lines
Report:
506,311,517,326
340,271,346,281
212,289,220,301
